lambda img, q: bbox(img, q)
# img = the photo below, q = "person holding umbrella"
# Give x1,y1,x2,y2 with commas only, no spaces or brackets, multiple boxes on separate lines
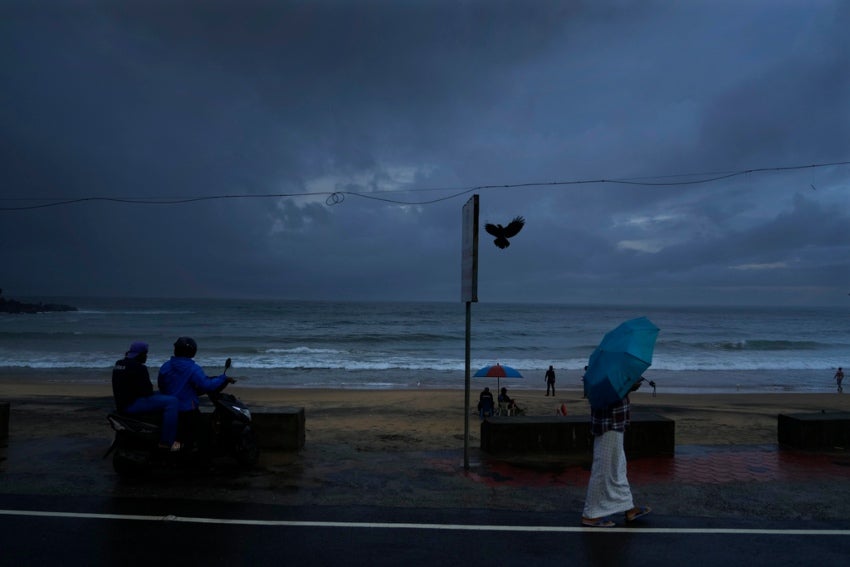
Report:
580,317,657,528
581,380,651,527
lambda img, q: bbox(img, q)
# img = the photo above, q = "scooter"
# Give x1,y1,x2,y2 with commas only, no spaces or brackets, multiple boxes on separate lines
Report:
105,358,259,476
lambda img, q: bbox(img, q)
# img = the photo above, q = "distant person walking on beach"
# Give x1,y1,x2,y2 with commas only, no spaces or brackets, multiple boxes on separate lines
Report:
835,367,844,393
581,380,650,528
545,365,556,396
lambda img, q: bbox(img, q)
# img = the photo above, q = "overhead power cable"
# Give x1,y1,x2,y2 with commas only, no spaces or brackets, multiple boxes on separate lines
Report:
1,159,847,211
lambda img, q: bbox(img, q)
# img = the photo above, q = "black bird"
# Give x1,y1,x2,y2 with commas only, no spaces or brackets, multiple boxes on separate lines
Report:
485,216,525,249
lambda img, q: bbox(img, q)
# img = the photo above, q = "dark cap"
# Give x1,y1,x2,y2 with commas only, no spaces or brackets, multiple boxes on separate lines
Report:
125,341,149,359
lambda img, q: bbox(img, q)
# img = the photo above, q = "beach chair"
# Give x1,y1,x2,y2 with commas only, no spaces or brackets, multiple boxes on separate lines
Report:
496,401,514,416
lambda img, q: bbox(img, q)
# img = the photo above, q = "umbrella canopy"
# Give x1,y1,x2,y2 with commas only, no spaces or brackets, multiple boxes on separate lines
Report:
474,363,523,391
584,317,659,409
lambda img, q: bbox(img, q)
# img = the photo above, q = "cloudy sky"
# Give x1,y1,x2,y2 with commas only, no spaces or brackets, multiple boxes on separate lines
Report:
1,0,848,306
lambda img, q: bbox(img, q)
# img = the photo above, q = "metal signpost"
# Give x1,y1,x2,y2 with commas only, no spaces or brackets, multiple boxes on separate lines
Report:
461,194,479,469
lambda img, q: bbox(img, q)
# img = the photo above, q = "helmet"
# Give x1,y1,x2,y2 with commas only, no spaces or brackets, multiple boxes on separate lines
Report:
173,336,197,358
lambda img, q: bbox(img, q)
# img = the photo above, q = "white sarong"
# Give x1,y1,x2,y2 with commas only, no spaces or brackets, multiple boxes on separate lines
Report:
582,430,634,519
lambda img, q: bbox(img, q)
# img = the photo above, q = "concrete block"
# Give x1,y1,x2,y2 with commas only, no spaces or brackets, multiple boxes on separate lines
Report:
0,401,8,441
778,412,850,449
624,414,675,458
481,412,674,458
251,407,305,451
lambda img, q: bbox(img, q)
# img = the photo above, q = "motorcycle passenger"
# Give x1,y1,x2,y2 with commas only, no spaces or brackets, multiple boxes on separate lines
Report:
112,341,181,451
157,337,234,446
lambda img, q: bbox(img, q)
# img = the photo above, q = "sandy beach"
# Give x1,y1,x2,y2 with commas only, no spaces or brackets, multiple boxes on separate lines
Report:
2,371,849,448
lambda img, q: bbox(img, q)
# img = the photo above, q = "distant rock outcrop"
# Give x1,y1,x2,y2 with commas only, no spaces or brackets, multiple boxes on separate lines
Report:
0,289,77,314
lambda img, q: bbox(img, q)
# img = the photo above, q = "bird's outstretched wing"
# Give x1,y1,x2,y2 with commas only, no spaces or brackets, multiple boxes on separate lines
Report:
484,223,502,237
502,216,525,238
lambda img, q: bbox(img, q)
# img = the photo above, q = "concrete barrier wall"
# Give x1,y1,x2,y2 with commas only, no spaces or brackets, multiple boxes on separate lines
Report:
481,413,675,458
0,404,304,452
252,407,305,451
778,412,850,450
0,401,8,442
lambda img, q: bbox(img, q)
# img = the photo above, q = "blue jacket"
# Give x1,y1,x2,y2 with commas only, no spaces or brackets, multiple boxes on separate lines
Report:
157,356,229,411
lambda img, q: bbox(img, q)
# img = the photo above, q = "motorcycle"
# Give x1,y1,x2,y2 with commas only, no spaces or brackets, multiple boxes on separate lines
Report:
105,358,260,476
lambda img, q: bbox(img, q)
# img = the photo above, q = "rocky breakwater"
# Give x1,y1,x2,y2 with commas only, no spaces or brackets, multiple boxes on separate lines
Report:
0,290,76,314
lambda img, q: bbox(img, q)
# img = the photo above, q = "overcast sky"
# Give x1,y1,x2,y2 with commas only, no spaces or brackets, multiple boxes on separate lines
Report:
1,1,848,306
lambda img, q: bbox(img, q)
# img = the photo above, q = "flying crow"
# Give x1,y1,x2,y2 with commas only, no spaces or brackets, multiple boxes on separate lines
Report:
485,216,525,249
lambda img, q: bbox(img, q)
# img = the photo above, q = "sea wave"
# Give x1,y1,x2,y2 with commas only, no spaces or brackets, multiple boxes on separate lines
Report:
3,298,847,389
665,339,830,352
4,355,840,373
71,309,197,315
265,346,345,355
710,340,825,351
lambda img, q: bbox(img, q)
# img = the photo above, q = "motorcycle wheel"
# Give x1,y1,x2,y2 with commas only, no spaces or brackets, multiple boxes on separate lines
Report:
233,426,260,467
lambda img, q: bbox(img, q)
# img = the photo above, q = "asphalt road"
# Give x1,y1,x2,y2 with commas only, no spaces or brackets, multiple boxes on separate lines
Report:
3,397,850,566
2,494,850,566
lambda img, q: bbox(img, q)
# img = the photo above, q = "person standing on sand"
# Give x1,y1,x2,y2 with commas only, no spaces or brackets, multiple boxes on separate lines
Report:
545,365,556,396
581,381,650,528
836,367,844,393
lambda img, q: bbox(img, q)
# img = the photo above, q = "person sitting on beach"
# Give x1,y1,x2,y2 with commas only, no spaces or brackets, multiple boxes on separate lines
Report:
111,341,181,451
477,387,495,418
499,387,524,415
157,337,234,445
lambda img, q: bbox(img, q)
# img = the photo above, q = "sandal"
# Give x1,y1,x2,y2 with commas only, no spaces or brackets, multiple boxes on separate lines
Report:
625,505,651,523
158,441,182,452
581,517,616,528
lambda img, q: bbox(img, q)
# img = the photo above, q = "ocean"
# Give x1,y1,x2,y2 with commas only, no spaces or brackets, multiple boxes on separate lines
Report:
1,298,847,394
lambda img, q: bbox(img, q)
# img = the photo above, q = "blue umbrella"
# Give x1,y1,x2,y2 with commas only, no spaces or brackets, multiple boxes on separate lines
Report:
474,363,523,391
584,317,659,409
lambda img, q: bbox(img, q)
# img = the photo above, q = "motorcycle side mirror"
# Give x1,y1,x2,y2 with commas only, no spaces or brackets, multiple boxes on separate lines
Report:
225,357,232,373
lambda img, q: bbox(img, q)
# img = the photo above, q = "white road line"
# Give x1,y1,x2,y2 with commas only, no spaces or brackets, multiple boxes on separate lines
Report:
1,509,848,536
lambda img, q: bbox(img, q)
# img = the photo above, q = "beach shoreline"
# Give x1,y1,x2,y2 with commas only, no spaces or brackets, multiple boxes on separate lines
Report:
0,366,843,394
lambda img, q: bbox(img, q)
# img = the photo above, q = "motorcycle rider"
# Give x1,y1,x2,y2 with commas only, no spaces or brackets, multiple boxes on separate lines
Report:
157,337,234,445
111,341,181,451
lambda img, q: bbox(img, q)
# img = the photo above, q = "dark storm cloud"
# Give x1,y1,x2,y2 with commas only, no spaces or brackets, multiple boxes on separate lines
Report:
1,1,848,305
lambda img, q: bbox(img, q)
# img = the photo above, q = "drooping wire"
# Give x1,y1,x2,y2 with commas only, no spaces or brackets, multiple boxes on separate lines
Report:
1,159,847,211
